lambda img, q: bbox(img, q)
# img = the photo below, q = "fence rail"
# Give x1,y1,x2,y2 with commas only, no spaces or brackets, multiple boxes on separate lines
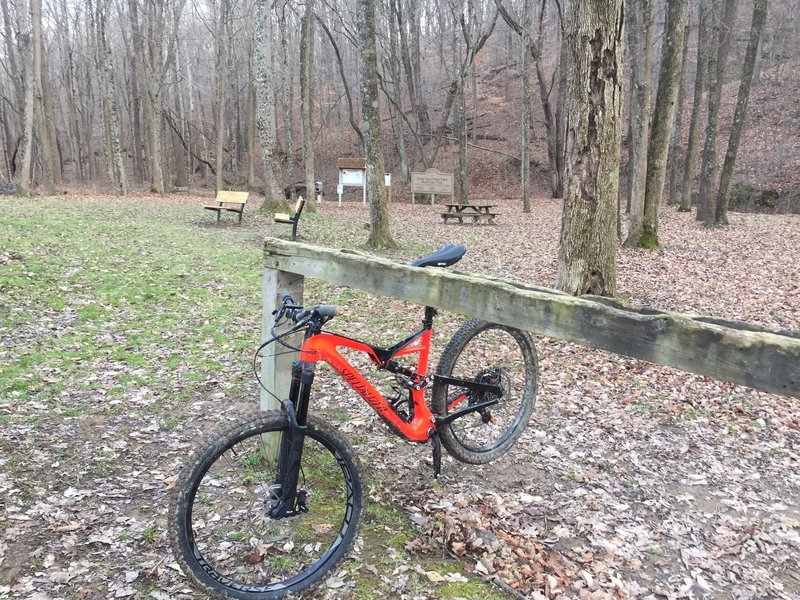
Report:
263,238,800,400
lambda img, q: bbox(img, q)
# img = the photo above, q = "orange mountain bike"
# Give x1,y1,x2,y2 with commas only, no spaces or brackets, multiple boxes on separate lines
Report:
169,244,538,599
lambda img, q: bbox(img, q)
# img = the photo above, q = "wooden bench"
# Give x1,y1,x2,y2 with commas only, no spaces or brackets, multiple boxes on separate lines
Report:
274,196,306,241
204,191,250,223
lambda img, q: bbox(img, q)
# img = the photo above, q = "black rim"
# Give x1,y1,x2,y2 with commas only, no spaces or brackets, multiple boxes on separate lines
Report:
181,424,357,595
447,326,530,451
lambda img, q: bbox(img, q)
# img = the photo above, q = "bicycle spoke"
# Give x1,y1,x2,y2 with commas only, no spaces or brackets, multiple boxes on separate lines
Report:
434,321,537,463
181,422,356,590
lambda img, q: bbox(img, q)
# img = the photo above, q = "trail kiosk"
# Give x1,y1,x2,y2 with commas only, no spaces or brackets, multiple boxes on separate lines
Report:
336,158,367,206
335,158,392,206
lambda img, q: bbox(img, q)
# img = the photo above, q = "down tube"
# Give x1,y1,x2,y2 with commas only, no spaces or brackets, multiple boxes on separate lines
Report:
300,333,433,442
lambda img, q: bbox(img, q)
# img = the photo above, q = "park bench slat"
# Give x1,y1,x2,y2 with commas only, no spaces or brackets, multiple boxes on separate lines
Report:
204,190,250,223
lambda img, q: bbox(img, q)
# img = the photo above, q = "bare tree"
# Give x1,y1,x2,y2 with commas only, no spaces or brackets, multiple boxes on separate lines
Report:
359,0,397,249
92,0,127,195
519,0,532,212
254,0,283,204
715,0,768,224
127,0,186,193
214,0,229,193
679,0,709,212
300,0,316,210
495,0,564,199
15,0,34,196
396,0,431,140
697,0,738,225
638,0,688,248
555,0,623,297
667,16,691,204
1,0,22,179
278,0,296,198
37,3,61,189
317,15,363,147
623,0,653,247
428,4,497,168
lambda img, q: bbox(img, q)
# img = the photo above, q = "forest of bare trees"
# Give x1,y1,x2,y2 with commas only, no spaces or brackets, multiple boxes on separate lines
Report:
1,0,798,241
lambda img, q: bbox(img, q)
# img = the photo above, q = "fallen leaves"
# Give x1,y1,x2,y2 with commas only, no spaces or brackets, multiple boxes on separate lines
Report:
2,196,799,599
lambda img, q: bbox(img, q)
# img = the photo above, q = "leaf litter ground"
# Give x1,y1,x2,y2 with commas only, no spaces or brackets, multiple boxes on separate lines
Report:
0,195,798,600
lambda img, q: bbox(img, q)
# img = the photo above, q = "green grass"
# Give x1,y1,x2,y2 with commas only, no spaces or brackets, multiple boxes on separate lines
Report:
0,199,267,406
0,197,511,598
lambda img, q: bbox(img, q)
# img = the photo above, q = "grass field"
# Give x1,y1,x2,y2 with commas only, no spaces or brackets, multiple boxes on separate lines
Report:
0,197,509,599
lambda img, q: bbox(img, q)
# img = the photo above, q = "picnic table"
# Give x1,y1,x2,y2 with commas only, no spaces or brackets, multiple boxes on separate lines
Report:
440,203,499,224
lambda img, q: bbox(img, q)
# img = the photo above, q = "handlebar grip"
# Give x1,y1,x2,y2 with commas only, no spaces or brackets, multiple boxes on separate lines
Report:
280,292,295,304
316,305,340,318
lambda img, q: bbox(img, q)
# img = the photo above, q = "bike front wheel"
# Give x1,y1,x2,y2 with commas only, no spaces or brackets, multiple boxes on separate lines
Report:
169,412,362,599
432,320,538,464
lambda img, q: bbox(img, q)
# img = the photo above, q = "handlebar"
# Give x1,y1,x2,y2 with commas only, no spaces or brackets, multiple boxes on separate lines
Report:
275,293,341,326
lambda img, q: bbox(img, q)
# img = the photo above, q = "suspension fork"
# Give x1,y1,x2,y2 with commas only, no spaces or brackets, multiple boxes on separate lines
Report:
269,360,316,519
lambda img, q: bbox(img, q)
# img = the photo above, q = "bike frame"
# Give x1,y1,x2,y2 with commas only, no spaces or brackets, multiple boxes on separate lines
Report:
297,313,437,442
268,301,505,511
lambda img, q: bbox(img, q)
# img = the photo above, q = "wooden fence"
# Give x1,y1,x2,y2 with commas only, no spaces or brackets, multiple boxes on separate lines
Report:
261,238,800,407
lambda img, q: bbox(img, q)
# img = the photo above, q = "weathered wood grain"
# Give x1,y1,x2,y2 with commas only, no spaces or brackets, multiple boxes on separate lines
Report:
263,238,800,399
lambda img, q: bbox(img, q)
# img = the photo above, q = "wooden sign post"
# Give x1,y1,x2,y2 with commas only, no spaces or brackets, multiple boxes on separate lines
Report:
411,168,454,206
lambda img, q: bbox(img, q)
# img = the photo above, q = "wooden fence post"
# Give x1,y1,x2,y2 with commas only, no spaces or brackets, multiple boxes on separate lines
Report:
260,268,305,412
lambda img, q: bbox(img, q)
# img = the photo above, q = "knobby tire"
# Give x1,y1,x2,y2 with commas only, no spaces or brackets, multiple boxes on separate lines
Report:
432,320,538,464
169,411,362,599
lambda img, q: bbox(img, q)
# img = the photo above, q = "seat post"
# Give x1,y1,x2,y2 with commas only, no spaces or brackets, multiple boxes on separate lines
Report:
423,306,437,329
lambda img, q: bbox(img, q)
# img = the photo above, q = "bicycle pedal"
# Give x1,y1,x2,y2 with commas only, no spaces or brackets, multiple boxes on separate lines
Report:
430,433,442,479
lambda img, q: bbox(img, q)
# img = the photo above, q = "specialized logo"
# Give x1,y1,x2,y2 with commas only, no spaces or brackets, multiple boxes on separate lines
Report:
340,367,389,414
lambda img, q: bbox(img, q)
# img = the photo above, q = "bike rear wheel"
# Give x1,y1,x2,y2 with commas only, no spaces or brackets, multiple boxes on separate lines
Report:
169,411,362,599
432,320,537,464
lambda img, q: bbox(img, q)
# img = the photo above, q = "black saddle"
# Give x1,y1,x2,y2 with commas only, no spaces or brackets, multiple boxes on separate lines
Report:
411,243,466,268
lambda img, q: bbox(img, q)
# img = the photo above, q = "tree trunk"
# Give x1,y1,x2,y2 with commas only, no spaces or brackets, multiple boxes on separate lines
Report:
623,0,653,247
31,0,56,194
639,0,688,248
129,0,184,193
15,0,34,196
39,28,61,186
554,28,568,199
715,0,768,225
128,0,156,192
667,17,691,205
679,0,709,212
254,0,283,204
384,2,410,181
520,16,532,214
279,1,295,198
93,0,127,195
555,0,623,297
455,6,469,205
300,0,316,211
359,0,397,249
171,53,188,188
697,0,738,225
225,14,242,177
396,0,431,140
247,45,257,190
214,0,228,193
